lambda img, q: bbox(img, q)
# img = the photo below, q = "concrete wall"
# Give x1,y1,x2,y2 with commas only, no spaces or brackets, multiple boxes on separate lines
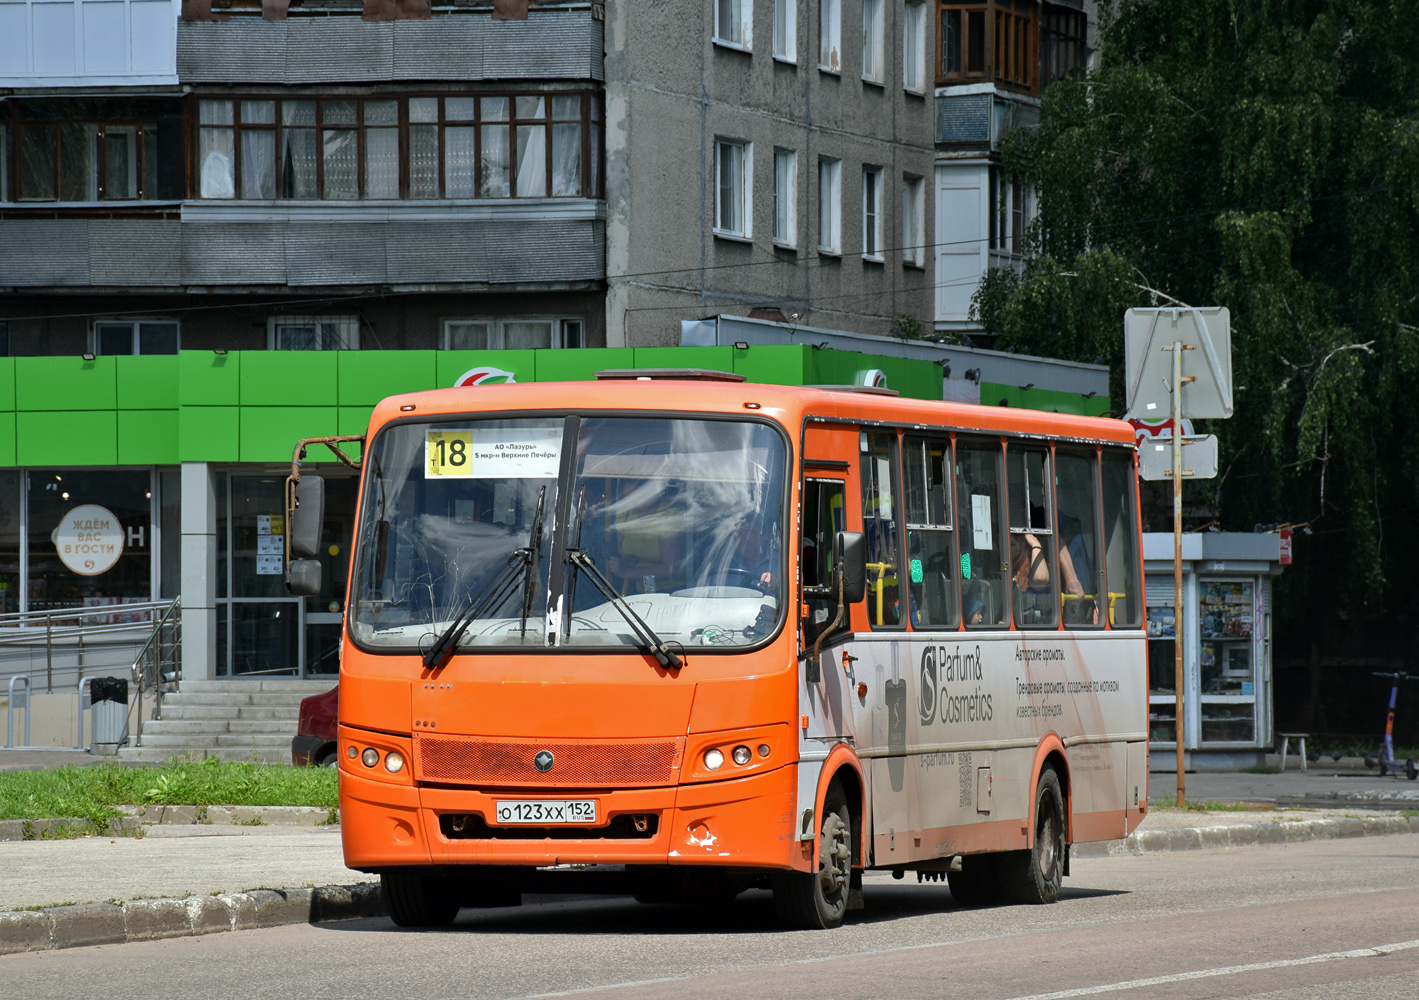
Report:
605,0,936,347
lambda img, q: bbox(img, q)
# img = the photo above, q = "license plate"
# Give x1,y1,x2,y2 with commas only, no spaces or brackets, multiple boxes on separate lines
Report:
493,799,598,825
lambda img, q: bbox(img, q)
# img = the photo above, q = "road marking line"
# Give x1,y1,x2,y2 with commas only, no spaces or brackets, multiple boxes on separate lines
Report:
999,939,1419,1000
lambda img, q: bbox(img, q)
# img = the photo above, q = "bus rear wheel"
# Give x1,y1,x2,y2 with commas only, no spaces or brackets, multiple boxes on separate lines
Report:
773,779,852,929
1000,767,1066,904
381,869,461,927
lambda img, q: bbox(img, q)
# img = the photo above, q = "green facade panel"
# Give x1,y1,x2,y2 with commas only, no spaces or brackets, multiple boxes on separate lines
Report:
338,351,438,406
18,411,117,465
0,413,16,467
0,359,15,411
118,410,179,464
240,352,339,406
178,352,241,406
435,350,536,388
240,407,338,463
732,345,810,385
179,406,240,462
633,346,735,373
980,382,1112,416
17,357,117,411
116,356,179,410
810,349,942,400
533,348,635,382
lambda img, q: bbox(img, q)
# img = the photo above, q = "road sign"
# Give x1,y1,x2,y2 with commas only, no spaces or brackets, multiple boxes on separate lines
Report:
1125,308,1233,419
1137,433,1219,481
1279,528,1293,565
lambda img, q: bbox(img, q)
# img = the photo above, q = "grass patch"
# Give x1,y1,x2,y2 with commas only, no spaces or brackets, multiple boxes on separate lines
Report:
1151,795,1272,812
0,756,337,830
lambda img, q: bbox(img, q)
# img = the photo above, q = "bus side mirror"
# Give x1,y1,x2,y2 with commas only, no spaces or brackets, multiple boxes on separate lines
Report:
289,475,325,558
834,531,867,604
286,558,322,596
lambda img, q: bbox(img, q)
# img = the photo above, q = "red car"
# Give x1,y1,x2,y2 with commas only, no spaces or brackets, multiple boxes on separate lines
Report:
291,686,338,766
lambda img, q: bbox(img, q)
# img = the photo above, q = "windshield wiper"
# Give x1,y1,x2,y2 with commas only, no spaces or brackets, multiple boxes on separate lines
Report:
565,547,683,670
423,485,547,670
518,486,548,638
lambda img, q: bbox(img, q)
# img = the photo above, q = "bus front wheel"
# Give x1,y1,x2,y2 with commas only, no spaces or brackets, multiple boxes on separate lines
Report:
381,869,461,927
1000,767,1066,904
773,779,852,929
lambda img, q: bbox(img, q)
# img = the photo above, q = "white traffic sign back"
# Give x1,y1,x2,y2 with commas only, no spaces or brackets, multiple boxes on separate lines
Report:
1125,308,1233,419
1137,433,1219,481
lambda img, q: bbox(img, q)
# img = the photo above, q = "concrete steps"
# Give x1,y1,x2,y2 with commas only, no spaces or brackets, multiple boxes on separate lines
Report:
118,677,337,765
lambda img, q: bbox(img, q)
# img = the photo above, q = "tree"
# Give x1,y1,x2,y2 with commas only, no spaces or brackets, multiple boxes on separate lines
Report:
974,0,1419,732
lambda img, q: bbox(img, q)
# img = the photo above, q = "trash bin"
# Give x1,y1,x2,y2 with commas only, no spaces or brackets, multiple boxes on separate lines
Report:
90,676,130,755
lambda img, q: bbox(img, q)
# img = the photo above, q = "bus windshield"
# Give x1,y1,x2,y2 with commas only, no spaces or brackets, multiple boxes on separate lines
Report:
349,415,787,654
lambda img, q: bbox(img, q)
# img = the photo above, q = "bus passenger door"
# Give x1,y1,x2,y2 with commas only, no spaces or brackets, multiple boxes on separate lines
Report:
800,475,854,744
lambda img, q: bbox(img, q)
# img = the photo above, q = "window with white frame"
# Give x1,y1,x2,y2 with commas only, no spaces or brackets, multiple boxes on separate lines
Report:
902,174,925,267
773,148,798,246
818,157,841,254
819,0,842,72
715,0,751,49
268,316,361,350
989,165,1030,255
904,2,927,92
442,318,582,351
862,0,885,83
774,0,798,61
92,321,179,355
862,167,884,259
715,139,752,239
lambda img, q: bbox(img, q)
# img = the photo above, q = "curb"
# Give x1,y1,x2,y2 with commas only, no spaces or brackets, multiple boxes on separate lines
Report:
1073,813,1419,858
0,805,335,841
0,882,382,955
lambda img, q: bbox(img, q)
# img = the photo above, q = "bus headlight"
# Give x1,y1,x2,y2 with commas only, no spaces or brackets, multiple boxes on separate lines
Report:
362,748,379,768
704,749,725,770
732,745,752,766
384,751,405,774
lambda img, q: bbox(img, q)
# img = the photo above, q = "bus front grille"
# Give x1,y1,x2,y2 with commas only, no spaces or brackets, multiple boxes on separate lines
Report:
413,734,686,788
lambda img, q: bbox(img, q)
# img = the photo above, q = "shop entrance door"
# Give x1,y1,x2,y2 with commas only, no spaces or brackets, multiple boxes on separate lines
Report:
301,475,358,679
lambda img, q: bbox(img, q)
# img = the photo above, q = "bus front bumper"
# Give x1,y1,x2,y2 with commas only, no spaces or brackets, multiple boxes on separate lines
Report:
340,763,799,872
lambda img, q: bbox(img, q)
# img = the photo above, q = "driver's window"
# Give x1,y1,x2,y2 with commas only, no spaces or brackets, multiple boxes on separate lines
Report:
802,478,846,646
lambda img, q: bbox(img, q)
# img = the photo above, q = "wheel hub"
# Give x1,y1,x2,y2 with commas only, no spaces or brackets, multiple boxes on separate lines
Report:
818,812,851,896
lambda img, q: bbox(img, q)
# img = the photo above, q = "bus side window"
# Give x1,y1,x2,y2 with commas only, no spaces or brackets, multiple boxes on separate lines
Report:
956,438,1007,628
904,435,957,629
1007,445,1058,628
802,479,847,645
859,431,903,628
1056,448,1103,627
1101,448,1141,627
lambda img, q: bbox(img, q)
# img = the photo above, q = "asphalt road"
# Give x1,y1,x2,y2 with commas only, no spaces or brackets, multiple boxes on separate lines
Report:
5,834,1419,1000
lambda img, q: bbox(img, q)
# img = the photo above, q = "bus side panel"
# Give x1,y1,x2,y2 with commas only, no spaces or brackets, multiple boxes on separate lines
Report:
1067,741,1130,844
1124,739,1148,836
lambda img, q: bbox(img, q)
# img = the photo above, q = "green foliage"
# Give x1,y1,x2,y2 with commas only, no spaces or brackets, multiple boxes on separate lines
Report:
0,757,338,829
973,0,1419,622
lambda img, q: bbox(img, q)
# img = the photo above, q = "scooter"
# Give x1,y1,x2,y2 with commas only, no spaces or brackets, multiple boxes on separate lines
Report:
1363,672,1419,780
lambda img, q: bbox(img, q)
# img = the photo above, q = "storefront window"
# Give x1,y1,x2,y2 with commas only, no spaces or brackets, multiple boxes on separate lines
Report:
1200,580,1256,742
0,472,19,616
26,470,151,615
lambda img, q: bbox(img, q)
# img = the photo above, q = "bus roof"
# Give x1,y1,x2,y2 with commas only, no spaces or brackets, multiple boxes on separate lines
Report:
367,379,1135,446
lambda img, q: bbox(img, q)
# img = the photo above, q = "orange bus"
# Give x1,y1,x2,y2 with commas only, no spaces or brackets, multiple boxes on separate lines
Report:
285,370,1148,929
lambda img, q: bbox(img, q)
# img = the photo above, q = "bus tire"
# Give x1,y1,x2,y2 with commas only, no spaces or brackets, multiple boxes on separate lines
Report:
772,779,852,929
946,855,1001,906
381,869,461,927
1000,767,1066,905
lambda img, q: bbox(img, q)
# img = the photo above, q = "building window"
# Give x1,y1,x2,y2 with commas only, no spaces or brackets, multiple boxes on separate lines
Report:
862,167,883,260
818,157,841,254
774,0,798,61
939,1,1038,90
714,139,752,239
0,322,8,358
92,321,179,356
773,148,798,247
2,97,183,203
989,166,1028,255
862,0,885,84
819,0,842,73
904,2,928,92
268,316,361,350
1041,2,1088,87
902,174,925,267
442,318,582,351
195,94,600,202
715,0,751,49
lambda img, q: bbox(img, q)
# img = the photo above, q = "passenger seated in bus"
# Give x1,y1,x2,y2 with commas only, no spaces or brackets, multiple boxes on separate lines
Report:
606,481,682,594
1011,532,1053,624
1058,515,1097,624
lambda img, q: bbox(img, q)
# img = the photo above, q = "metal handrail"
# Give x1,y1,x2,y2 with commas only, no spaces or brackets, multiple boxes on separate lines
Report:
131,597,182,749
6,675,29,748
